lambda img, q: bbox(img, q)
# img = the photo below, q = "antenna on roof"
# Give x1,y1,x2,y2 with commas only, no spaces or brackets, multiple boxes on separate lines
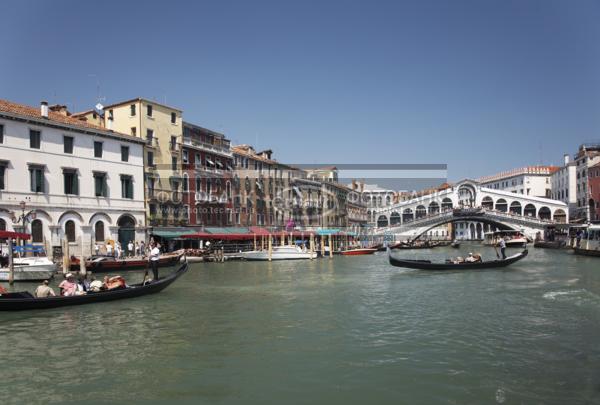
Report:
88,73,105,109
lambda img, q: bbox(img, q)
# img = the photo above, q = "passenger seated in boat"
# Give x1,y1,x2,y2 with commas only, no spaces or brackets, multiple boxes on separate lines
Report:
473,253,483,262
88,276,105,292
465,253,477,263
105,275,127,290
58,273,78,297
454,256,465,264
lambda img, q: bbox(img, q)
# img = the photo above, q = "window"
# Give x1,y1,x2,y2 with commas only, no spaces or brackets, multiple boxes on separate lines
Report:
147,104,153,117
121,175,133,199
94,221,105,242
146,129,153,142
182,150,188,164
148,177,155,197
29,165,44,192
0,124,4,143
130,104,136,116
171,112,176,124
93,172,107,197
65,220,76,242
195,177,201,192
0,163,6,190
149,204,157,216
172,156,177,170
183,176,188,192
63,136,74,154
31,219,43,243
94,141,103,158
147,151,154,166
121,146,129,162
29,130,41,149
108,109,114,120
131,127,137,136
170,136,177,150
63,169,79,195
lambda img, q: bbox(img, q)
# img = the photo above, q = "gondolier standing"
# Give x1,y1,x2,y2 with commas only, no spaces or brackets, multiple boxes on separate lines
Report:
498,237,506,259
149,243,160,281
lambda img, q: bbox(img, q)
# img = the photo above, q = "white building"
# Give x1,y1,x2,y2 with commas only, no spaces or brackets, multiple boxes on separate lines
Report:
478,166,558,198
0,99,146,257
550,154,577,218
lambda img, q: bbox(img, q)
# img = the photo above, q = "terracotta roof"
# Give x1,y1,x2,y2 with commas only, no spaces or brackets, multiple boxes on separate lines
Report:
0,99,135,140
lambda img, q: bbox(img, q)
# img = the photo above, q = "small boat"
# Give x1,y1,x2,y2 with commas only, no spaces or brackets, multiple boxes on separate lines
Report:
390,241,441,250
340,248,377,256
0,243,58,282
70,253,183,272
0,256,57,281
0,262,188,311
388,249,528,270
483,230,528,248
240,245,317,260
533,240,565,249
450,241,460,249
570,224,600,257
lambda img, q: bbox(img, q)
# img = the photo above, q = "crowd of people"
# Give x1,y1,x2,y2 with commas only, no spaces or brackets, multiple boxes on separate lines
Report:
94,240,148,258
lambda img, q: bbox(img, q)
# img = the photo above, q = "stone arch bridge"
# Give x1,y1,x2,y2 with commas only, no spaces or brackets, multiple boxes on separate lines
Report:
371,180,568,240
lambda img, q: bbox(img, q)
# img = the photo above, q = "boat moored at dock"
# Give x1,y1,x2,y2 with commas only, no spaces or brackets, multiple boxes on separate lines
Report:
240,245,317,260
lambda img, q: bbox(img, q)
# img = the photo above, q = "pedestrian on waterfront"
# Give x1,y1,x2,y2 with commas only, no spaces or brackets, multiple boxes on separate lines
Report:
128,240,134,257
148,242,161,281
498,238,507,259
106,243,113,257
135,242,140,257
34,280,56,298
94,243,100,256
140,241,146,258
115,242,122,259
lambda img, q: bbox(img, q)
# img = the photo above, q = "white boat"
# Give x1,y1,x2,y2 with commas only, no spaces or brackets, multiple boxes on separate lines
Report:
0,256,57,281
240,245,318,261
483,230,528,248
571,224,600,257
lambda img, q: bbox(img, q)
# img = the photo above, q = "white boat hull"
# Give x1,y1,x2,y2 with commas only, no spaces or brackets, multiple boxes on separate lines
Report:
0,265,57,281
241,246,318,261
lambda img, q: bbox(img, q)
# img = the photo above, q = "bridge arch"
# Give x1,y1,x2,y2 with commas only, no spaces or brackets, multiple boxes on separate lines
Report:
524,203,536,218
495,198,508,212
410,216,520,242
377,215,389,228
390,211,401,226
441,198,453,211
539,206,551,220
428,201,440,215
509,201,522,215
403,208,414,223
482,196,494,210
553,208,567,223
416,205,426,219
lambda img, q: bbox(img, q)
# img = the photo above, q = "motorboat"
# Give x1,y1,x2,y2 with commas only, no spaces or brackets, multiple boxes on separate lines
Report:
0,256,57,282
483,230,528,248
70,252,183,272
240,245,317,260
571,224,600,257
340,248,377,256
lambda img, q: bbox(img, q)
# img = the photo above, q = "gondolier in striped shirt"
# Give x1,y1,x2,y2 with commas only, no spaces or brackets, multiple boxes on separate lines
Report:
148,243,161,281
498,238,507,259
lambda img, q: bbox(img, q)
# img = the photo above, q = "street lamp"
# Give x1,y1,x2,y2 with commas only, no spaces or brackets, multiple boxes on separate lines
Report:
14,200,36,232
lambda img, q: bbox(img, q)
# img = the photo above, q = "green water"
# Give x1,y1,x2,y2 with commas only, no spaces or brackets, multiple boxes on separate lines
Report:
1,244,600,404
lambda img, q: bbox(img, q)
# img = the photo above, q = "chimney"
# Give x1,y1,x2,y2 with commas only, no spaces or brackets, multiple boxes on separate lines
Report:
564,154,570,165
106,116,113,131
40,101,48,118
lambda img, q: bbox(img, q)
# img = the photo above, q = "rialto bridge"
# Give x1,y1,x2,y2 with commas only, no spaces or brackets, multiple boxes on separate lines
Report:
371,180,568,240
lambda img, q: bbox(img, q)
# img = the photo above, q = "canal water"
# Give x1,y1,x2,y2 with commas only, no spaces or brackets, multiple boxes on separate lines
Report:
1,244,600,404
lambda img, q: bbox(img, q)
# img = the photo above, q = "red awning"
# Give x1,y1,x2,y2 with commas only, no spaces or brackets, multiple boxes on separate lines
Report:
0,231,31,240
181,233,257,240
249,226,271,235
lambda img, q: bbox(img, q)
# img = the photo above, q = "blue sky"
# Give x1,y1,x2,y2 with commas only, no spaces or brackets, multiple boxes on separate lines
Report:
2,0,599,184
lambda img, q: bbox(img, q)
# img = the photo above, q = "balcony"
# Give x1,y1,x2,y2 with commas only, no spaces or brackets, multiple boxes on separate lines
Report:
182,137,233,157
146,137,159,148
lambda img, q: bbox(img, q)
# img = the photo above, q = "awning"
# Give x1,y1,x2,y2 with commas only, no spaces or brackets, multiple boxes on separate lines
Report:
316,229,341,236
151,229,198,239
249,226,271,235
0,231,31,240
181,232,256,240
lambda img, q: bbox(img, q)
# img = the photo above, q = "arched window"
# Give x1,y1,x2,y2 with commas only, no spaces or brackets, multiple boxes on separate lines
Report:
95,221,105,242
65,220,76,242
31,219,43,243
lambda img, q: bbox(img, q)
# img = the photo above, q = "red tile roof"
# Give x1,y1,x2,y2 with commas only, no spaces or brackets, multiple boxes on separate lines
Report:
0,99,132,139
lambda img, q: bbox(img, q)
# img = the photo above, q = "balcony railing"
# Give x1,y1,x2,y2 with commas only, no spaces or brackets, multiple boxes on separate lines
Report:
182,137,233,157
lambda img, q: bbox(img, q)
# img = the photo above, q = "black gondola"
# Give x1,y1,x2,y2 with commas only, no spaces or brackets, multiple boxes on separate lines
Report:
0,261,188,311
450,241,460,248
388,249,528,270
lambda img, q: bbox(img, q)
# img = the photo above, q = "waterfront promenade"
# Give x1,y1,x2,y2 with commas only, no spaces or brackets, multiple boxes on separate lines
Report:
1,245,599,404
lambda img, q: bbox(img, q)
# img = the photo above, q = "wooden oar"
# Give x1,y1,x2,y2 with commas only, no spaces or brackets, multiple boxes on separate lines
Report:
493,244,500,259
